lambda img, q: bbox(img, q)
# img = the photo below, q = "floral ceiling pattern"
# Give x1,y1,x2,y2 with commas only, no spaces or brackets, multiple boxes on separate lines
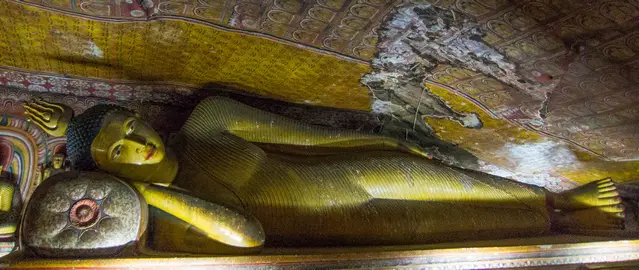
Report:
20,0,395,61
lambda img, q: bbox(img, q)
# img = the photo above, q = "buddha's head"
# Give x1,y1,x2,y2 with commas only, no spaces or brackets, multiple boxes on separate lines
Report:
51,154,65,169
66,105,166,175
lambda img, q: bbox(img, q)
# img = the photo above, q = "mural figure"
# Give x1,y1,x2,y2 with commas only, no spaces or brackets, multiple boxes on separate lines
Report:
20,96,626,255
42,153,70,180
0,165,17,236
0,142,17,236
0,142,11,180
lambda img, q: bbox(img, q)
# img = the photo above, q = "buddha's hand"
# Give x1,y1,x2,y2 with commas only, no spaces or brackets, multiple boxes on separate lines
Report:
131,182,265,249
23,98,73,137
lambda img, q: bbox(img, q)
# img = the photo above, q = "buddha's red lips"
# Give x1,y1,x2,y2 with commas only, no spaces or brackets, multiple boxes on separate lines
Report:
145,146,157,160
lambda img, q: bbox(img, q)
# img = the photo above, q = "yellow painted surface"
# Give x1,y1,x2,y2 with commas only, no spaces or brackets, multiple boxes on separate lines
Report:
424,83,543,168
558,160,639,185
0,0,372,110
425,82,639,185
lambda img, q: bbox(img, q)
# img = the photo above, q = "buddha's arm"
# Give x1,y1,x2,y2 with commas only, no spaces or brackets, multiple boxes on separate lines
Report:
147,207,261,255
188,97,430,157
130,182,265,249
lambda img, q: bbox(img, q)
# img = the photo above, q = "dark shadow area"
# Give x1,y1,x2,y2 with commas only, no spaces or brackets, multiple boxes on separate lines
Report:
618,181,639,234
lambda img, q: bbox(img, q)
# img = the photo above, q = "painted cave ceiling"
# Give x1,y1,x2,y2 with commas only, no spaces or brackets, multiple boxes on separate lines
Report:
1,0,639,192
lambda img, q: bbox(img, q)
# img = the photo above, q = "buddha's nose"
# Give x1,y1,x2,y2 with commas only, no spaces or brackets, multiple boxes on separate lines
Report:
125,136,154,157
125,134,147,146
124,135,149,153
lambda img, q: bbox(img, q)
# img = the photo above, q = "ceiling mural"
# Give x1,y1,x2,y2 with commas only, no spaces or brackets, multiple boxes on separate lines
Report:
17,0,396,61
149,0,394,61
0,0,638,195
451,0,639,162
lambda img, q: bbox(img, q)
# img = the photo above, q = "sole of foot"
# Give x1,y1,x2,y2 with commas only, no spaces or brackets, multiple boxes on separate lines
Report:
555,206,625,232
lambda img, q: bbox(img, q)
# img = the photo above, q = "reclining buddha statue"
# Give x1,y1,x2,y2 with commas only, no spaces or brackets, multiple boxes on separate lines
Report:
20,96,625,255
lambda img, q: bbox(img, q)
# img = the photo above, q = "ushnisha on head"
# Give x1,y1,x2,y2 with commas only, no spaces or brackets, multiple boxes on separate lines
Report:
23,98,166,173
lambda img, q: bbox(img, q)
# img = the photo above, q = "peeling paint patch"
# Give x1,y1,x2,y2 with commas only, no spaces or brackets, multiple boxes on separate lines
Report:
362,3,488,139
360,2,498,168
480,163,575,192
363,3,557,138
504,140,578,173
370,99,394,114
478,140,581,192
49,31,105,59
86,41,104,58
458,113,481,129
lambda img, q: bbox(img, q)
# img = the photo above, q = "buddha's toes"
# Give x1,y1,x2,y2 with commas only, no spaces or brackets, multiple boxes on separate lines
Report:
598,204,626,215
553,178,622,211
596,179,622,204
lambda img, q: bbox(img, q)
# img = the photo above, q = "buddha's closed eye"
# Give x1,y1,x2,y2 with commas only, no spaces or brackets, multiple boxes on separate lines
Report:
112,145,123,160
125,121,135,135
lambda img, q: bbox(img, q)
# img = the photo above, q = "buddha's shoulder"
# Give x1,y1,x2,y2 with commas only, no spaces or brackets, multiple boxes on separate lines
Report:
188,96,256,123
166,132,200,160
195,96,244,109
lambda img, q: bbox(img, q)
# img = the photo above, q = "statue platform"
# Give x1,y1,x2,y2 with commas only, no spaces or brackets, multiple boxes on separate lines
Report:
2,236,638,269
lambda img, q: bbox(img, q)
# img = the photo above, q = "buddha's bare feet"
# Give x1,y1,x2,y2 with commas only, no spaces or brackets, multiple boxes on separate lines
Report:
553,206,625,232
553,178,622,211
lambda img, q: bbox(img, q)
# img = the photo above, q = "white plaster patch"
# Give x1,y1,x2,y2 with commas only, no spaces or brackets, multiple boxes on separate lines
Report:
86,41,104,58
458,113,482,129
52,33,105,59
371,99,393,114
477,140,581,192
478,163,567,191
503,140,578,173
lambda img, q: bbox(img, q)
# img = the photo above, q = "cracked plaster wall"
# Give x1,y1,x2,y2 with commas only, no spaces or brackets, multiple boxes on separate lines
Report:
362,3,581,190
363,3,552,133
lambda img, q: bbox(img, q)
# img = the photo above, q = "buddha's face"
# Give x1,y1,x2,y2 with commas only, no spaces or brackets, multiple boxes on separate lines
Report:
91,111,165,167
